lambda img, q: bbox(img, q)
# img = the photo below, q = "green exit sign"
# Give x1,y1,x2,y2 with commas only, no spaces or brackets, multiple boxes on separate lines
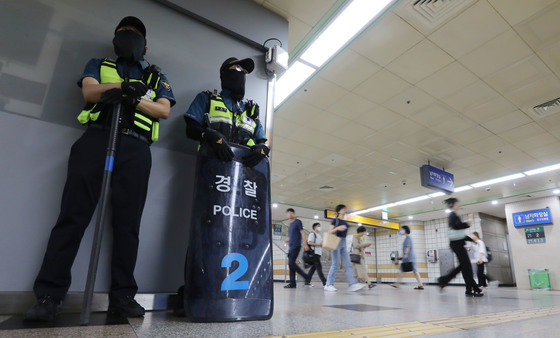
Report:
525,226,546,244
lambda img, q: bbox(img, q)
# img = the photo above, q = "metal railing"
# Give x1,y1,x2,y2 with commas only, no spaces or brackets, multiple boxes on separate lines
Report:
271,240,289,283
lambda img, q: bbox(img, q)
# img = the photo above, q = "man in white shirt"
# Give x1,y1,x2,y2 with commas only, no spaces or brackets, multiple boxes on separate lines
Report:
305,223,326,286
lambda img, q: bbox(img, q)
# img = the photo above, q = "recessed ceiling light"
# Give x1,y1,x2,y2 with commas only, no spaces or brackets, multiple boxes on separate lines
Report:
491,200,498,205
553,189,560,195
408,216,413,220
272,203,278,208
445,209,451,213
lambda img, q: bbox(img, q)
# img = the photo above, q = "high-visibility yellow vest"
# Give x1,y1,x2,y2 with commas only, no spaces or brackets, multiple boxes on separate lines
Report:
206,91,258,147
77,58,160,142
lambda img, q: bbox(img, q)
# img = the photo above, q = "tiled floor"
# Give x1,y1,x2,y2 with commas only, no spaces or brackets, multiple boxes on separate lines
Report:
1,283,560,337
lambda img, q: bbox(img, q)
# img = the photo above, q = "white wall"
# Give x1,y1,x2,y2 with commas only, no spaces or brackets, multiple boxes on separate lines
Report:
505,196,560,290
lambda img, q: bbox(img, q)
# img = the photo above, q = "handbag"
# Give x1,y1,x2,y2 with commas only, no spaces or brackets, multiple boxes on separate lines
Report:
322,219,341,251
350,253,361,264
401,262,413,272
303,233,316,264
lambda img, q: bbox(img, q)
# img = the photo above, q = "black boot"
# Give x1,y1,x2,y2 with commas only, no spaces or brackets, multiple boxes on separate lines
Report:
108,296,145,317
24,296,61,322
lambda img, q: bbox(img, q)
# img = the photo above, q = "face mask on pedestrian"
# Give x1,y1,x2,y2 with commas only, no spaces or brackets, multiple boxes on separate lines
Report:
317,227,321,232
398,230,405,235
113,30,146,62
221,68,246,101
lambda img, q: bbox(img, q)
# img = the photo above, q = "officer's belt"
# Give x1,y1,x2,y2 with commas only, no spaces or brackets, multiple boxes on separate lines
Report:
88,124,151,145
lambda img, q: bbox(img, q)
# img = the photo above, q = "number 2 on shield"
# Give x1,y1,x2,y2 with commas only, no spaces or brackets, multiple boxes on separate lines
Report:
221,253,250,291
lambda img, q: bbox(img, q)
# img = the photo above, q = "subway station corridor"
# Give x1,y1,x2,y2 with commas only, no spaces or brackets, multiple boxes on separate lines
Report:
1,283,560,337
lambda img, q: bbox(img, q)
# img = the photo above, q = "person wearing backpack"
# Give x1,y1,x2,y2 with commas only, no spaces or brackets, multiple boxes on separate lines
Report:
305,223,326,287
472,232,499,288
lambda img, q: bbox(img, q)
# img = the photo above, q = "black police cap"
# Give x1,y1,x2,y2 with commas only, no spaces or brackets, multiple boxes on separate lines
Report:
115,16,146,38
220,57,255,74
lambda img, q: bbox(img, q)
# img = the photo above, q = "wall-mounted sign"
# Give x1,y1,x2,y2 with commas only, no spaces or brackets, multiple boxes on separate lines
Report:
273,224,282,236
420,165,454,194
513,208,552,227
525,226,546,244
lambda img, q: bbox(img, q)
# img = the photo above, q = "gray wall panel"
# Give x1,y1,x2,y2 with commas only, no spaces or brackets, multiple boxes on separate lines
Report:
0,0,286,292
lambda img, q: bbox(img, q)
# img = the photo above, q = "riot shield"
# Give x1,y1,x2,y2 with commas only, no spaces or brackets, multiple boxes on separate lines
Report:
184,144,273,322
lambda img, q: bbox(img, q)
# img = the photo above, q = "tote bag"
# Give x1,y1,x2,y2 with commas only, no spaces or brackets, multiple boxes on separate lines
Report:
322,219,341,251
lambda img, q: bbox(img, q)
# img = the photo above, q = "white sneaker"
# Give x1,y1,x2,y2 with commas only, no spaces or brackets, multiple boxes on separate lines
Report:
324,285,337,292
348,283,366,292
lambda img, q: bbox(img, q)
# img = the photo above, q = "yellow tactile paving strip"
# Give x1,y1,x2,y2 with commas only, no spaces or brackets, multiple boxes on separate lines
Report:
270,306,560,338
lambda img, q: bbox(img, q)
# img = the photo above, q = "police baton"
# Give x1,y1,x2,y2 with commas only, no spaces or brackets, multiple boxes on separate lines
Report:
80,102,122,325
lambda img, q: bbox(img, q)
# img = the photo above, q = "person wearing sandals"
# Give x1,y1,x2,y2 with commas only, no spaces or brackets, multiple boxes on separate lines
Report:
351,226,375,289
324,204,366,292
391,226,424,290
438,198,484,297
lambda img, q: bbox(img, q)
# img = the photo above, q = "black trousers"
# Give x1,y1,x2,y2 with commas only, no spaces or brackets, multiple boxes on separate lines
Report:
288,246,308,286
440,240,481,293
477,263,492,287
306,254,326,285
33,128,151,301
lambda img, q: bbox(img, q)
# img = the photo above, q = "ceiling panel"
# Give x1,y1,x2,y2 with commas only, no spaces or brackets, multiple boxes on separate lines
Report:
462,96,518,124
409,102,458,127
416,61,479,99
319,49,381,91
428,0,509,58
441,80,500,112
382,86,436,117
353,69,411,104
350,13,424,67
386,39,454,84
292,76,349,110
488,0,556,26
459,29,534,78
481,110,532,134
358,104,403,131
513,1,560,51
326,92,380,121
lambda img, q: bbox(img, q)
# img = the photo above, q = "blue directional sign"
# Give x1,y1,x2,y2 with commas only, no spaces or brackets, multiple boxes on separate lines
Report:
420,165,454,194
513,208,552,227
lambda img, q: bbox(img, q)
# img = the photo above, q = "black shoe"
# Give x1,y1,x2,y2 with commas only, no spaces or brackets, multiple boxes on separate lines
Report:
473,291,484,297
284,284,296,289
108,296,145,317
465,291,474,296
437,277,445,291
24,296,61,322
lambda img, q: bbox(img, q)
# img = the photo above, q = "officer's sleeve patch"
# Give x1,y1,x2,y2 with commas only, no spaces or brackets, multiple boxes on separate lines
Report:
161,81,171,90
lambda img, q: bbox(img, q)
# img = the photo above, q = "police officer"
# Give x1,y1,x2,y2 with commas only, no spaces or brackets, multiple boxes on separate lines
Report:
25,16,175,321
184,57,269,164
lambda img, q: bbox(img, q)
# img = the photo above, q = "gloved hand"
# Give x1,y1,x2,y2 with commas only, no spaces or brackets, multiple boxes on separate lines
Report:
143,64,162,89
101,88,124,104
203,129,234,161
245,100,259,119
121,80,149,99
243,143,270,167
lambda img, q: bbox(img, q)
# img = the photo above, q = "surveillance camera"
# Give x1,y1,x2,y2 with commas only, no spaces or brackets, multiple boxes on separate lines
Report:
485,187,491,192
402,180,407,186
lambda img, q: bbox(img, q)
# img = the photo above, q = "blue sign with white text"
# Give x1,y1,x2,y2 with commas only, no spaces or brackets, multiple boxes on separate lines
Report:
420,165,454,194
513,208,552,227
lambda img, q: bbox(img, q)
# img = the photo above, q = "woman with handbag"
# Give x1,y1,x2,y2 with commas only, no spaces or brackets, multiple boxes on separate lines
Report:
390,226,424,289
324,204,366,292
351,226,374,289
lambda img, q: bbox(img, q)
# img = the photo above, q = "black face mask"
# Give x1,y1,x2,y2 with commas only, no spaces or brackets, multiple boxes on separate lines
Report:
220,69,246,101
113,30,146,62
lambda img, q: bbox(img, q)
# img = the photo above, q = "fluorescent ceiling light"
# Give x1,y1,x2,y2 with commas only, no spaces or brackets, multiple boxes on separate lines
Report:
470,173,525,188
272,203,278,208
428,192,446,198
300,0,392,67
396,195,430,205
352,203,396,215
491,200,498,205
445,209,451,213
314,215,319,219
524,163,560,176
408,216,413,220
454,185,473,192
274,61,315,107
553,189,560,195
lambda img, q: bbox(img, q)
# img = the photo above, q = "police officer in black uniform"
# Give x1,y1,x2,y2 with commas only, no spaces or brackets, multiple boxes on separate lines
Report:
25,16,175,321
184,57,269,163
